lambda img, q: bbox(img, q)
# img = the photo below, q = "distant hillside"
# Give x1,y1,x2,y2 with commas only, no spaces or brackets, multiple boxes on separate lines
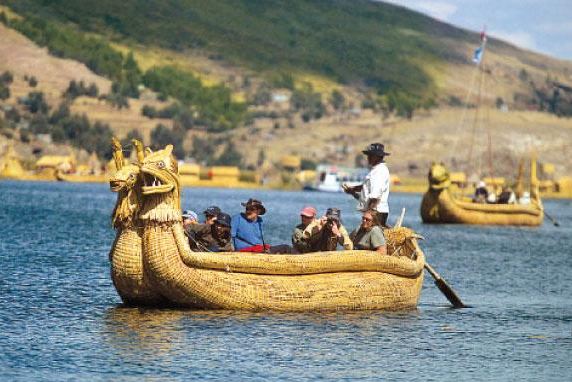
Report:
1,0,572,177
2,0,476,101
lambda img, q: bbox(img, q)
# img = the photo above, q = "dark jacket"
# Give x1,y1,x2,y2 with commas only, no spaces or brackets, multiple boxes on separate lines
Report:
186,224,233,252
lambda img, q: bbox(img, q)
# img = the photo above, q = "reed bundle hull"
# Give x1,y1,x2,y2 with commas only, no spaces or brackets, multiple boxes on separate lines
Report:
143,223,424,311
109,227,165,306
421,188,543,226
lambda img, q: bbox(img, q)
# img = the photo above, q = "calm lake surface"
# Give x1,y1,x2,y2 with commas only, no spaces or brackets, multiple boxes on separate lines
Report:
0,180,570,381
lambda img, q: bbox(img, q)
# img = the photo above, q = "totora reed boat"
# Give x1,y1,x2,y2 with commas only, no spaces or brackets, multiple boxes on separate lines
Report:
421,162,543,226
109,141,426,311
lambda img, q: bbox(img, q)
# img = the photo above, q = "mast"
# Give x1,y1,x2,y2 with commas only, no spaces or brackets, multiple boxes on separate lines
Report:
530,153,540,202
514,158,525,198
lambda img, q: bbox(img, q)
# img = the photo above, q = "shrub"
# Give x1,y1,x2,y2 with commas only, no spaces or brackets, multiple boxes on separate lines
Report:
150,123,185,158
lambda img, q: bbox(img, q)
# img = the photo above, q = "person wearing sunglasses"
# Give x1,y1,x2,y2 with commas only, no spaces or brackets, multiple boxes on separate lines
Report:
350,210,387,254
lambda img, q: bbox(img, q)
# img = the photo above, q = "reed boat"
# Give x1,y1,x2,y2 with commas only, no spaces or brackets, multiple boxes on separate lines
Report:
420,30,543,226
420,162,543,226
132,144,425,311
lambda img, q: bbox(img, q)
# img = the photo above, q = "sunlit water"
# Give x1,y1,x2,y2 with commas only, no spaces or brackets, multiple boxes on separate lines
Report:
0,181,570,381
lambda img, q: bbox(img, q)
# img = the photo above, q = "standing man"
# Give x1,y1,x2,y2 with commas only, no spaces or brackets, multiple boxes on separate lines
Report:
343,142,391,227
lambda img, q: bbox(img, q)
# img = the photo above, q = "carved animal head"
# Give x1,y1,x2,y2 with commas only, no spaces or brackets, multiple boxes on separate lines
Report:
139,144,182,222
427,162,451,190
110,163,142,228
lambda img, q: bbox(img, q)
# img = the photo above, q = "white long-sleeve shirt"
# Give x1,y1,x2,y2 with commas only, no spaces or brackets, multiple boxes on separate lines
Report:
357,163,390,213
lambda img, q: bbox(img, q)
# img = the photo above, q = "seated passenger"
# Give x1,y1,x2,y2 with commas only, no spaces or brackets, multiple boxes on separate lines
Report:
350,210,387,254
497,187,516,204
209,213,233,252
473,181,488,203
187,212,233,252
302,208,353,251
292,206,318,253
231,198,269,252
203,206,221,225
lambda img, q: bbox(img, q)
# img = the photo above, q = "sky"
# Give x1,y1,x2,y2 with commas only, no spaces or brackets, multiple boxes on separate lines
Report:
380,0,572,61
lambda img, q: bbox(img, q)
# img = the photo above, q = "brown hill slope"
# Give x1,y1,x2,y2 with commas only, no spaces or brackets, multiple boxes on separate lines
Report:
1,17,571,179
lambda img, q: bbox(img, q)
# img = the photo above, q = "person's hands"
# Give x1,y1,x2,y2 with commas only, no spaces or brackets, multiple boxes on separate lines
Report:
330,223,341,237
319,216,328,227
342,183,352,194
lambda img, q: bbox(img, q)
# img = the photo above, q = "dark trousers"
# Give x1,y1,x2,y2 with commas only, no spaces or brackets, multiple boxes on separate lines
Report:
374,212,389,227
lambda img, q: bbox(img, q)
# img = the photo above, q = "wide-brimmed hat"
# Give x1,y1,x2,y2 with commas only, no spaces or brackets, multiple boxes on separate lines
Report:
362,142,390,157
300,206,317,217
214,212,231,227
241,198,266,215
325,207,341,222
182,210,198,221
203,206,221,217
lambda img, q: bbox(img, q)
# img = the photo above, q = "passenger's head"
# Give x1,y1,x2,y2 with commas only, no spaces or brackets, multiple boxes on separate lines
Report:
242,198,266,220
213,212,231,238
360,210,378,231
299,206,317,226
182,210,198,229
325,207,342,228
203,206,221,225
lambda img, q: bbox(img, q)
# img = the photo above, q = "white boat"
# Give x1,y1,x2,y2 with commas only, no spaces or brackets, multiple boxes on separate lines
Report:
305,165,368,193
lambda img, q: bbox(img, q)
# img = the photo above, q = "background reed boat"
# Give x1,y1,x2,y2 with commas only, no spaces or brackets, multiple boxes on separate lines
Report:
420,162,543,226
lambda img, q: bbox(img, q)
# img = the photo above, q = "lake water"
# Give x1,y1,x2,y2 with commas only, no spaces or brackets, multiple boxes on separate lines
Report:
0,180,570,381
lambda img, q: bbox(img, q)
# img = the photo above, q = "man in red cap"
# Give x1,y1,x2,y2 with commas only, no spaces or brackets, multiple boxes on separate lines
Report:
291,206,318,253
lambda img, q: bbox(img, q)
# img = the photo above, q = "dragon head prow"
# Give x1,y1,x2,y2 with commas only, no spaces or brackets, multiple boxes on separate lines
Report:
140,145,179,196
109,138,143,228
139,144,182,223
109,164,140,192
428,162,451,190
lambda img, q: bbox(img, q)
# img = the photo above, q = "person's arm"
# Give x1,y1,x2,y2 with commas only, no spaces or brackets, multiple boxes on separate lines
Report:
342,183,362,200
292,227,311,253
370,226,387,254
302,219,322,239
336,225,353,250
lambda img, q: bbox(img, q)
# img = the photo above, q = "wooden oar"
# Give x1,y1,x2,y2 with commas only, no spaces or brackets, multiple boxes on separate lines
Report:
393,208,466,308
424,263,467,308
544,211,560,227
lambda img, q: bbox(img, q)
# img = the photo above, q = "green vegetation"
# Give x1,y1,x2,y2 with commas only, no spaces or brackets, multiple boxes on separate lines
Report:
3,0,476,102
2,89,114,159
150,123,186,158
290,85,324,122
0,71,12,100
190,136,243,166
63,80,99,99
143,66,246,131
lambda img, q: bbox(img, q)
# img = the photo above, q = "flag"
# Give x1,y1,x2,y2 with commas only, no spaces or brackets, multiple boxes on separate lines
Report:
480,30,487,42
